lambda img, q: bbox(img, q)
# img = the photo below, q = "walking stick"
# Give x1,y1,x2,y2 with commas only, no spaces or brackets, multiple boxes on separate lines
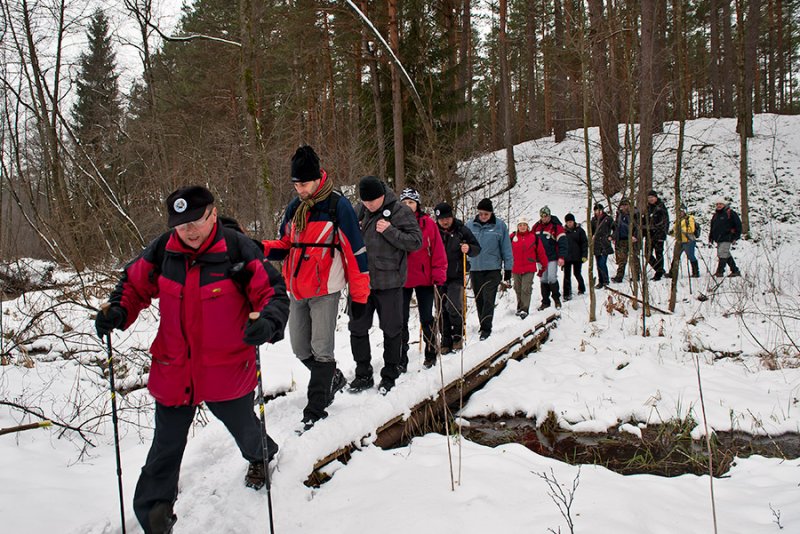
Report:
687,255,693,294
100,304,127,534
462,253,468,343
249,312,276,534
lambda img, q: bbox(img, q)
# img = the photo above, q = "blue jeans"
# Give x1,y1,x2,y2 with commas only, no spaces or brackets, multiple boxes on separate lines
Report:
680,240,697,261
595,255,609,284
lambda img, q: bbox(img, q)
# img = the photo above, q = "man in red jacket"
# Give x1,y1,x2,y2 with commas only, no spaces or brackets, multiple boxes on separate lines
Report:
399,188,447,370
260,146,370,431
95,185,289,534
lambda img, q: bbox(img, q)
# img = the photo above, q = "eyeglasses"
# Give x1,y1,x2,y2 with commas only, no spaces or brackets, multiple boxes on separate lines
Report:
176,208,213,230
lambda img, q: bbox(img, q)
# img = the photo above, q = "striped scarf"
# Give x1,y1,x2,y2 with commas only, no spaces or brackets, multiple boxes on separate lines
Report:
293,174,334,233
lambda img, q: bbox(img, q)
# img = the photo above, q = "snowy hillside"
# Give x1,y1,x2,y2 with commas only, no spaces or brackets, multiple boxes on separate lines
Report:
1,115,799,534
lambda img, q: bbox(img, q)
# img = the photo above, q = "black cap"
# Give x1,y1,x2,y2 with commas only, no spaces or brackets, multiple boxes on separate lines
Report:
619,198,630,206
358,175,385,201
477,198,493,212
434,202,453,219
166,185,214,228
291,145,321,183
594,203,604,211
564,213,575,222
647,189,658,198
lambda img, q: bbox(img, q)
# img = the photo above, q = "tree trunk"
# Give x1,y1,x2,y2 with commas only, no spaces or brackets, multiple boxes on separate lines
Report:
361,0,387,178
553,0,567,142
722,0,736,116
499,0,517,190
638,0,656,198
388,0,405,190
710,0,722,116
588,0,622,197
736,0,751,236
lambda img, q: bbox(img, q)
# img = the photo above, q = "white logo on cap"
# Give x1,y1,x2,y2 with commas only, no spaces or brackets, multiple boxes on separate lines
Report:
382,209,392,218
174,198,188,213
435,209,441,216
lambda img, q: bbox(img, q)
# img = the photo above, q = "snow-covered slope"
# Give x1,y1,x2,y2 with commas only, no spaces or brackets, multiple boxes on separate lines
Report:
1,115,799,533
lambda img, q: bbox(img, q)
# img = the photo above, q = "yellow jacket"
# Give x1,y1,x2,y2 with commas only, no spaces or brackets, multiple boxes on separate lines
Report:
678,215,696,243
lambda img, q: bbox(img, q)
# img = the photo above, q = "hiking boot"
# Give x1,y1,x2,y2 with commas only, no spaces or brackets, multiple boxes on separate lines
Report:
479,331,490,341
397,359,408,374
348,375,374,393
329,369,346,405
452,336,463,351
563,294,572,301
518,310,528,319
423,355,437,369
729,270,741,277
440,345,452,355
595,282,606,289
245,461,267,491
537,301,551,311
378,378,395,395
652,272,663,281
553,297,561,309
611,277,623,283
148,501,177,534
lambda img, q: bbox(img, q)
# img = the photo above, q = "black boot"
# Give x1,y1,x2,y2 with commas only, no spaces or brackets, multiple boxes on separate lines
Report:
148,502,177,534
714,259,726,277
549,283,562,309
302,360,338,429
537,283,551,310
727,257,741,277
690,260,700,278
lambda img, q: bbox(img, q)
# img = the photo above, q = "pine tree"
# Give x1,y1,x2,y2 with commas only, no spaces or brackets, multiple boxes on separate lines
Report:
72,9,121,171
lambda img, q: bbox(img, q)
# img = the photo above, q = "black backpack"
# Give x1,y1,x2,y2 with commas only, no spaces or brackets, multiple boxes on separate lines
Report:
692,216,701,238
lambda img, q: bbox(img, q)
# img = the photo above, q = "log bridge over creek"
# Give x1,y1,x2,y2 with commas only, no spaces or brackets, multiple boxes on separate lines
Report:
305,313,560,486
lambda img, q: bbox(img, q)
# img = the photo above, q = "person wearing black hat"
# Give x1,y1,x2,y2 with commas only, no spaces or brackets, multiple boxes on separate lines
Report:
348,177,422,394
258,145,370,433
644,190,669,281
709,198,742,277
434,202,481,354
466,198,514,340
611,198,640,283
591,203,614,288
562,213,588,300
95,185,290,533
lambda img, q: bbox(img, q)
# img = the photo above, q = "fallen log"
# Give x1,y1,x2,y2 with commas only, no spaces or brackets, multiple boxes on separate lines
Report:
605,286,672,315
306,314,559,486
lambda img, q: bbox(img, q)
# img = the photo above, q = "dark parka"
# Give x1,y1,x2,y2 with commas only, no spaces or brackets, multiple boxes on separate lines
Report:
438,218,482,283
644,199,670,239
591,212,614,256
358,188,423,289
612,208,640,242
564,224,589,263
709,205,742,244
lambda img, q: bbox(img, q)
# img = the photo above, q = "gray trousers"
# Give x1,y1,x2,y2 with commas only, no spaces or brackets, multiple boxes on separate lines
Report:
289,291,341,363
512,272,534,313
540,261,559,284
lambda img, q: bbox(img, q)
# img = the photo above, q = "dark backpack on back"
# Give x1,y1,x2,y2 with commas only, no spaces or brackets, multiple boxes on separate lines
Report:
693,216,701,238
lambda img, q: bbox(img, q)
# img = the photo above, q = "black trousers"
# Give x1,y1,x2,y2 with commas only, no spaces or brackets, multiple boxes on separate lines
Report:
562,261,585,296
438,282,465,347
646,237,666,275
402,286,436,362
133,391,277,534
349,286,404,382
470,270,501,335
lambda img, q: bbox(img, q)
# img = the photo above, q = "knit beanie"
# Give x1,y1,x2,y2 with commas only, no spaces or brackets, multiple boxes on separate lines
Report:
358,175,385,201
291,145,321,183
477,198,493,212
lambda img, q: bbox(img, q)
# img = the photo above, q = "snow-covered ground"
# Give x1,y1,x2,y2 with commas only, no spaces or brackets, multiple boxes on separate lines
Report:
2,115,799,533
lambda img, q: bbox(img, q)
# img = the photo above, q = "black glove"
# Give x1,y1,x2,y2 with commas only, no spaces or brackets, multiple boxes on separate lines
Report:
350,301,368,320
243,316,274,346
503,270,512,282
95,305,127,338
251,238,265,253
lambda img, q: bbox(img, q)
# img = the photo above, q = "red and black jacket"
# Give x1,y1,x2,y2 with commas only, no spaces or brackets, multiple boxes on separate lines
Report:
109,222,289,406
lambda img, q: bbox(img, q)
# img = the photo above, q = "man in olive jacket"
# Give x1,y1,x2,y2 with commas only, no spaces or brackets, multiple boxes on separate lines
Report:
349,176,422,394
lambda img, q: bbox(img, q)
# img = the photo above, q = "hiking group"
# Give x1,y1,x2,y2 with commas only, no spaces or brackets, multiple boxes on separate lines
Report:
95,145,743,533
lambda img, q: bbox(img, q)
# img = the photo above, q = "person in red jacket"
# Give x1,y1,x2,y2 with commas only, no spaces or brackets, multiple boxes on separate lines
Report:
260,146,370,432
399,188,447,370
510,216,547,319
95,186,289,534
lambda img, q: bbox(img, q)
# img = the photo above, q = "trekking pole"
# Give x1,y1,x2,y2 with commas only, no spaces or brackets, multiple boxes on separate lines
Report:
686,255,693,294
462,253,468,343
100,304,127,534
249,313,276,534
